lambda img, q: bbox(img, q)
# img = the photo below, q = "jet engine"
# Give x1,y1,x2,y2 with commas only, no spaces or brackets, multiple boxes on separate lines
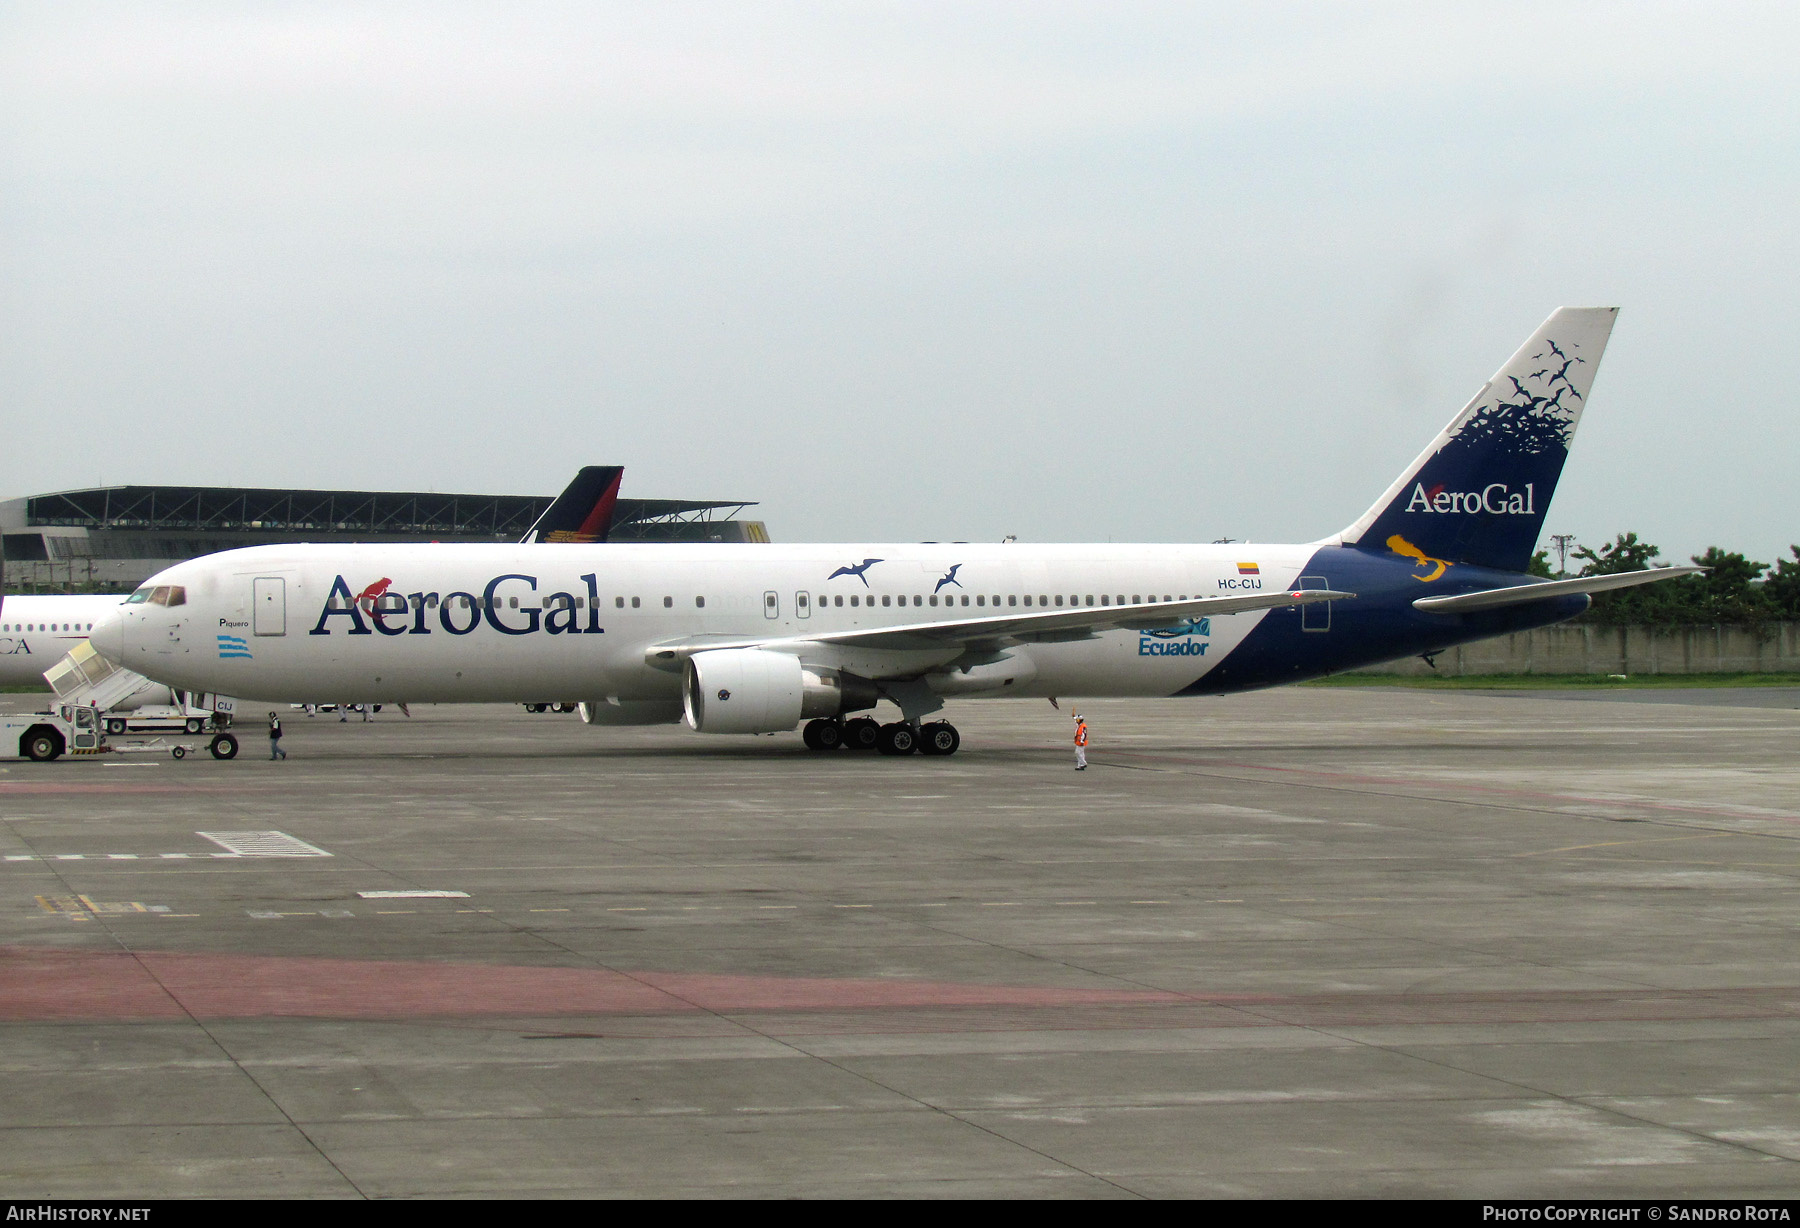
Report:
682,649,877,734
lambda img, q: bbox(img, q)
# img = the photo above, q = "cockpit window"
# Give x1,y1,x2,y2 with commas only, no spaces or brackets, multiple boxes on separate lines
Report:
125,587,153,604
146,586,186,607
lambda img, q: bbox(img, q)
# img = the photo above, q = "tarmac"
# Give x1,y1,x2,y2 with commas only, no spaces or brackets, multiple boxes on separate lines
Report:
1,687,1798,1199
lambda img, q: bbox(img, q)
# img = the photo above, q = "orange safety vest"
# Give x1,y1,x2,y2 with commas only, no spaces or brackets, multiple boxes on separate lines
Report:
1074,722,1088,747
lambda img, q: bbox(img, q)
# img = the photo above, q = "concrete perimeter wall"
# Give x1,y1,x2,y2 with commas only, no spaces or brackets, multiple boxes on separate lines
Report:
1352,623,1800,676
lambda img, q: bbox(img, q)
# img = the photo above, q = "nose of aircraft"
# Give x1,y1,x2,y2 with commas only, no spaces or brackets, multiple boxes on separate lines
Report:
88,605,126,664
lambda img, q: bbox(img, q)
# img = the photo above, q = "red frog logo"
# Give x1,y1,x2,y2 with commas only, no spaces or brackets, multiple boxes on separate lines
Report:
353,578,395,613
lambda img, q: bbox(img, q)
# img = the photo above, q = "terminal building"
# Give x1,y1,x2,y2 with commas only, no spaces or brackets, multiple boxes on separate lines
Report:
0,483,768,592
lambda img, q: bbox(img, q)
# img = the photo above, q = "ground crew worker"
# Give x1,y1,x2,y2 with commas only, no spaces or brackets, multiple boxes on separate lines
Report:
1073,712,1088,770
268,712,286,760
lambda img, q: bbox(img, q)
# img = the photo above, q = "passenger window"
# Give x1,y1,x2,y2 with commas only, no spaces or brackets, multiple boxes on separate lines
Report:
696,596,705,608
976,595,985,606
850,595,859,607
961,595,970,607
1100,595,1109,606
509,597,519,609
632,597,641,608
1008,596,1017,607
616,596,625,608
663,596,672,608
882,595,891,607
1055,596,1064,606
914,595,922,606
834,596,843,607
928,595,938,607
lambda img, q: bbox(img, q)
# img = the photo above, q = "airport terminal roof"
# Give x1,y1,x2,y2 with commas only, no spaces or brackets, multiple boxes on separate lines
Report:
19,485,756,539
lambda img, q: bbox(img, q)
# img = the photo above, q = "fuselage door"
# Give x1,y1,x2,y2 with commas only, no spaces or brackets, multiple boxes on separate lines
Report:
1298,574,1330,632
253,578,287,636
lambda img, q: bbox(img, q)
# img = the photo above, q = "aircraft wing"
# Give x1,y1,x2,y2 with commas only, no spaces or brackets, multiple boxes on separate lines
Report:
1411,566,1702,614
645,588,1353,666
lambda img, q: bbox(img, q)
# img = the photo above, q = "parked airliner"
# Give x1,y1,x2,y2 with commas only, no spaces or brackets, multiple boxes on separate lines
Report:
85,308,1694,756
0,594,125,688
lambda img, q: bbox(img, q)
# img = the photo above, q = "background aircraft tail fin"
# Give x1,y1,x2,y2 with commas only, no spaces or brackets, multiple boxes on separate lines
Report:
521,466,624,544
1336,307,1618,573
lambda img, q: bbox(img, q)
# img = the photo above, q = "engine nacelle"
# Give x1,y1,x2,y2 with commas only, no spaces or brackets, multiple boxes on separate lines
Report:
682,650,879,734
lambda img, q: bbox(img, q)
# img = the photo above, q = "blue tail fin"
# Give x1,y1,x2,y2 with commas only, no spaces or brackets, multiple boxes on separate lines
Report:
1337,307,1617,573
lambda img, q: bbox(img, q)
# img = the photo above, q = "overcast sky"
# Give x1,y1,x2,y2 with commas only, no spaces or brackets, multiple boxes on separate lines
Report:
3,2,1796,565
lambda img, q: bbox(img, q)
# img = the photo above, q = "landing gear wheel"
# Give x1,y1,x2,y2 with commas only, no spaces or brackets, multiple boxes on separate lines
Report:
209,733,239,761
802,719,843,751
876,722,918,755
917,721,960,756
554,703,574,713
841,717,881,751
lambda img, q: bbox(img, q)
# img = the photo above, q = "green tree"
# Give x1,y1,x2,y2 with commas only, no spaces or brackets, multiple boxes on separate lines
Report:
1573,532,1662,575
1763,546,1800,620
1526,549,1554,579
1683,547,1771,626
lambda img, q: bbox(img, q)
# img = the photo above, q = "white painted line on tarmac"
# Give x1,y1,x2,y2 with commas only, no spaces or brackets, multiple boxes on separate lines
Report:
357,890,469,899
199,831,331,857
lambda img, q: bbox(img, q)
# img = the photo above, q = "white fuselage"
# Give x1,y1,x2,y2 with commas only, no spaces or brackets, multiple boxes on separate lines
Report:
0,594,124,687
95,541,1314,705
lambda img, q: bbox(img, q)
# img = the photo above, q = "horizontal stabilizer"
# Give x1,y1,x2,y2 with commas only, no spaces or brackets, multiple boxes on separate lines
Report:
1411,566,1702,615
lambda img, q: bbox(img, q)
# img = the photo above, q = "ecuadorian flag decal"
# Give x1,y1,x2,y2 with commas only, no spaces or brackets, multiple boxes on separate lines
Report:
217,634,252,660
1236,562,1260,576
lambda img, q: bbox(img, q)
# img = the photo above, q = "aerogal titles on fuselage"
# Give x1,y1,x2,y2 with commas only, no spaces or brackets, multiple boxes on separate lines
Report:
1404,482,1535,516
308,574,605,637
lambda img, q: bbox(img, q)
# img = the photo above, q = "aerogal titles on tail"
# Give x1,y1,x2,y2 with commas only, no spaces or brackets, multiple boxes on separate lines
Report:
86,307,1697,758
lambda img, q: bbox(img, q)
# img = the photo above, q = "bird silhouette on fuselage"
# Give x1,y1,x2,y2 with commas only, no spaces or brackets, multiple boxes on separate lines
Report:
828,558,884,587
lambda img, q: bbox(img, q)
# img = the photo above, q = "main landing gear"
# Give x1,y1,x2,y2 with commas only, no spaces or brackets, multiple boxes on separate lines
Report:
802,717,961,757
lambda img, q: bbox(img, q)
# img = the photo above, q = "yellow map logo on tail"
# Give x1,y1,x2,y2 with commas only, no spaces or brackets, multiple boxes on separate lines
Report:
1387,535,1452,583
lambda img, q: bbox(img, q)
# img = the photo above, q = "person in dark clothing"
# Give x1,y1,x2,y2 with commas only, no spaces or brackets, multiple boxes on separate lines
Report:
268,712,286,760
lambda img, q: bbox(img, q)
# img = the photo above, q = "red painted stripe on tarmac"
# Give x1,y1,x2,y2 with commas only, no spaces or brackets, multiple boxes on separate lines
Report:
0,783,204,794
0,947,1184,1022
